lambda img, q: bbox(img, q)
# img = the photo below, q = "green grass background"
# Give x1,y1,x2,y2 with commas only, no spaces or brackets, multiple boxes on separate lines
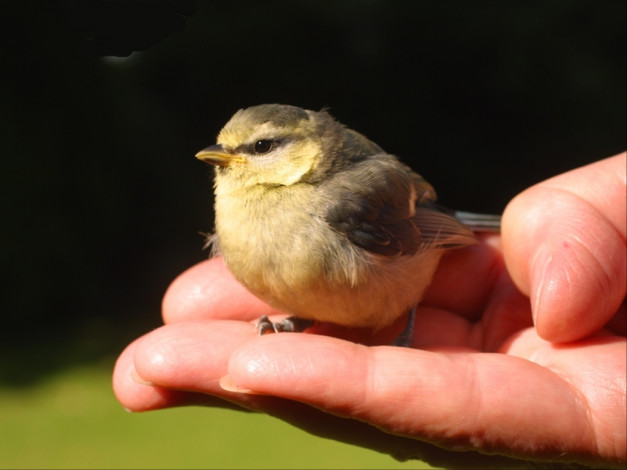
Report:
0,361,432,469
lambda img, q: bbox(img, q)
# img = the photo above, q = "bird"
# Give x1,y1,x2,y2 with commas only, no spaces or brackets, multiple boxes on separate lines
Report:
195,104,500,346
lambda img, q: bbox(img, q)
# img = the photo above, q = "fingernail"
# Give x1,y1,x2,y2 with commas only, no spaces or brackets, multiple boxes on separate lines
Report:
130,367,153,386
219,375,256,394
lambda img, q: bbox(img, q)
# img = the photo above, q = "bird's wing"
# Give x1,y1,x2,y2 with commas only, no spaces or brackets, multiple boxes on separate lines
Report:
321,155,476,256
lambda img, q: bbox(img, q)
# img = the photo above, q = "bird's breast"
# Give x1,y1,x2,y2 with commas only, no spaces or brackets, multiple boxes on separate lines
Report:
213,184,443,328
214,185,366,289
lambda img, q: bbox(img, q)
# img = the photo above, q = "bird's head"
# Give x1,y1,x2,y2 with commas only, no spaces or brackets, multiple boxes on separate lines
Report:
195,104,382,193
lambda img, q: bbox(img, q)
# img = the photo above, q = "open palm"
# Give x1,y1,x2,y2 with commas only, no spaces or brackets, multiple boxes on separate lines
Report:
114,154,625,468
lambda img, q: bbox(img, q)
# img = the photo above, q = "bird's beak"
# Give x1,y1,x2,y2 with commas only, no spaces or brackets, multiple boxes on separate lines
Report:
195,144,246,167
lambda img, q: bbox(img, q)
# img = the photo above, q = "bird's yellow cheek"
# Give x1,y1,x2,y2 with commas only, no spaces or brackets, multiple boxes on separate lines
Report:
241,139,321,187
271,139,321,185
212,138,323,193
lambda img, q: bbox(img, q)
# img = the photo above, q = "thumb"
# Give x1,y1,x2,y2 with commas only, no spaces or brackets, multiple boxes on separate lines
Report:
502,153,626,342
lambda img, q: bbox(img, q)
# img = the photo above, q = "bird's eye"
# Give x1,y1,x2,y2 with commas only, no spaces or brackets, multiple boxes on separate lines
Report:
253,139,275,154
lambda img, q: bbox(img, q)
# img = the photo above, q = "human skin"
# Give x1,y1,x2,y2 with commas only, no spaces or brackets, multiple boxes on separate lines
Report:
113,153,626,468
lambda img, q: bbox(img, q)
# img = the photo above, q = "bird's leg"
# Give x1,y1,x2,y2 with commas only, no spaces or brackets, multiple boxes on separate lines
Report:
390,305,416,347
256,315,314,335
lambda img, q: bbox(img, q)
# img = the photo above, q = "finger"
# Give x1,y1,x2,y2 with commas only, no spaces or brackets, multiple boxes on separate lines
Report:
423,233,534,352
112,326,545,468
244,394,541,470
423,233,504,318
162,257,282,324
502,153,626,342
119,320,297,413
223,333,608,465
112,334,237,411
132,321,253,393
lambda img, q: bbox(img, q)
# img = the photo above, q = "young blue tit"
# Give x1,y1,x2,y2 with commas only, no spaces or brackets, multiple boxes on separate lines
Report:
196,104,500,345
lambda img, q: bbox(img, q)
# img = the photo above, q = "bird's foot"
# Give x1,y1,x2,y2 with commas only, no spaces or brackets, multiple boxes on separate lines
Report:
256,315,314,335
390,305,416,347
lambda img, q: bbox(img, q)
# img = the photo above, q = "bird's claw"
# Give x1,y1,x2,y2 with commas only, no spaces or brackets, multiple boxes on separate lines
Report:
390,305,416,347
256,315,314,335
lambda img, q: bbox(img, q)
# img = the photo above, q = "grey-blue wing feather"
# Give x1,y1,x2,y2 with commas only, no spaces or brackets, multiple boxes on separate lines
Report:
321,155,476,256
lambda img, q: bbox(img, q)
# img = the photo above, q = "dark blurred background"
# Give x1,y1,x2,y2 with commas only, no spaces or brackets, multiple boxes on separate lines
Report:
1,0,624,385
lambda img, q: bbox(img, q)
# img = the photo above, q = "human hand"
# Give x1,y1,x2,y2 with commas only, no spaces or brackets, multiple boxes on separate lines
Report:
113,153,626,468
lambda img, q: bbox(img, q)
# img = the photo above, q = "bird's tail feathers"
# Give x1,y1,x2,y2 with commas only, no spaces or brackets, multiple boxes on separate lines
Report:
452,210,502,233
